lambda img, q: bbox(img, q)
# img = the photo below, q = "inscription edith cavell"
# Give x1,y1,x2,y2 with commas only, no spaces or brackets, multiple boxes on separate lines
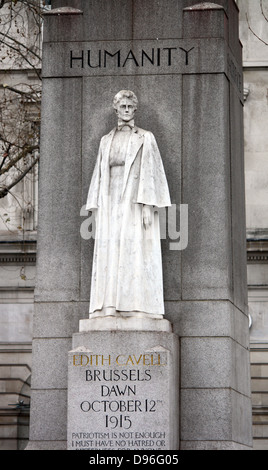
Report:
67,349,170,450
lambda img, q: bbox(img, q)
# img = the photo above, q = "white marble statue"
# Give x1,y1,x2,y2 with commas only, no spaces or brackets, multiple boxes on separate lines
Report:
86,90,171,318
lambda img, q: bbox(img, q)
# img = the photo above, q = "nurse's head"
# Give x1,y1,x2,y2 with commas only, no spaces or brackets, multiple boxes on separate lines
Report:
113,90,138,122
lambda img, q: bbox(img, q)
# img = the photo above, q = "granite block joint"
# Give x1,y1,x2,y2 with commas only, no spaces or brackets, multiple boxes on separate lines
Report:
44,7,83,15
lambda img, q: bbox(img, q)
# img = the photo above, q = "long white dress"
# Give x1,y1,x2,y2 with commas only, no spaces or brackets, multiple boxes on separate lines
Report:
103,128,131,315
86,125,171,318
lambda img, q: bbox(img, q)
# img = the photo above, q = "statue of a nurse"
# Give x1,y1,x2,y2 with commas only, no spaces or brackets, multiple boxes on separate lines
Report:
85,90,171,319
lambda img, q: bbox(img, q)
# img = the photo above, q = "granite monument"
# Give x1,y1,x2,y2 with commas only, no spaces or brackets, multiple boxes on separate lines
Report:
27,0,253,451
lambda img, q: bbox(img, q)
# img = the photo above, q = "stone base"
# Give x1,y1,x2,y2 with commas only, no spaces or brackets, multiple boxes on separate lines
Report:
79,315,172,332
67,326,179,450
180,441,252,451
89,308,164,319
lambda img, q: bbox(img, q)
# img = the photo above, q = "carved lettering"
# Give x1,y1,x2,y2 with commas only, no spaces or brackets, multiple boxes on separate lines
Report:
122,50,139,67
141,48,155,66
69,350,169,450
179,47,194,66
70,50,84,68
69,46,195,70
163,47,177,66
88,49,102,68
104,49,121,67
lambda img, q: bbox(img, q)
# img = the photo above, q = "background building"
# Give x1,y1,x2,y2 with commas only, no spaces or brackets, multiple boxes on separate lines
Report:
237,0,268,450
0,0,42,450
0,0,267,450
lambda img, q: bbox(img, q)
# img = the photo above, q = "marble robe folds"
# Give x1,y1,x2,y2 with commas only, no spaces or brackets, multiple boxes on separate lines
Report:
86,126,171,316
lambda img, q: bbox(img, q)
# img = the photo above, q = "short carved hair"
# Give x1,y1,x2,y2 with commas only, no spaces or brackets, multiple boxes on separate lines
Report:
113,90,138,110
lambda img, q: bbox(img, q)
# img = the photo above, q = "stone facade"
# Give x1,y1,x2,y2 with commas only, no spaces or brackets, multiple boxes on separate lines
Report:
237,0,268,449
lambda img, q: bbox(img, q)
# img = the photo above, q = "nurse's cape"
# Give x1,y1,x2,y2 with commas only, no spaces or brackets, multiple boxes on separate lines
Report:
86,126,171,315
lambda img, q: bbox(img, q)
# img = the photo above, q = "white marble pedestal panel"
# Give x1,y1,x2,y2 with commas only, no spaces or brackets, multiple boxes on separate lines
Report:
67,319,179,450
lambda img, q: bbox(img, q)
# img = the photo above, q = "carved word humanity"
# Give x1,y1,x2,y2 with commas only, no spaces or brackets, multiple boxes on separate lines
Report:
70,46,195,69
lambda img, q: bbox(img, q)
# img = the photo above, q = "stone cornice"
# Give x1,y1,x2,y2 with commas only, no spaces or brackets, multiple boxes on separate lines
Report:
0,239,36,264
247,240,268,263
0,252,36,264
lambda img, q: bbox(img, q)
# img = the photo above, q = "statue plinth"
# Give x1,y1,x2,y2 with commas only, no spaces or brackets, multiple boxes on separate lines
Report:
80,315,172,332
67,322,179,450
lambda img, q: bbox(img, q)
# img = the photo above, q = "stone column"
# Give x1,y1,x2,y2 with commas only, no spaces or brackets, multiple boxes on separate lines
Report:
27,0,252,450
175,2,252,450
26,7,85,450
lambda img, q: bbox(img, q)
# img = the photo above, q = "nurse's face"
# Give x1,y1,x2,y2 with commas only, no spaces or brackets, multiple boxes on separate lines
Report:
116,98,136,122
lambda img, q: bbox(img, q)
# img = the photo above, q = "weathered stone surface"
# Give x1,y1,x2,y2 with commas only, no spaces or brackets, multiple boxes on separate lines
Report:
165,300,250,348
35,78,82,303
230,84,248,313
68,330,179,450
52,0,182,40
31,338,72,389
29,389,67,442
180,441,252,450
79,316,172,332
33,302,88,338
181,73,232,301
26,440,67,450
181,389,252,446
183,4,228,40
180,337,251,395
43,9,83,43
182,0,242,61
